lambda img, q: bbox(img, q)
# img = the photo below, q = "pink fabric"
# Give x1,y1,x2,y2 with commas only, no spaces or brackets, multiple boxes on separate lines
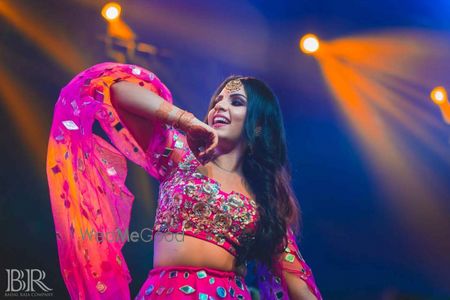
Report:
135,266,251,299
151,136,259,256
254,228,323,300
46,62,322,299
46,62,173,299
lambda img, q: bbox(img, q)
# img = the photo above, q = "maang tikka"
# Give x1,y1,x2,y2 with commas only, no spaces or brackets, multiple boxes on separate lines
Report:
224,79,243,93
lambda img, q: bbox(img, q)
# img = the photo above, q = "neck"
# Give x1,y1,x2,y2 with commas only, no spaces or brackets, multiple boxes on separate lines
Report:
212,141,246,175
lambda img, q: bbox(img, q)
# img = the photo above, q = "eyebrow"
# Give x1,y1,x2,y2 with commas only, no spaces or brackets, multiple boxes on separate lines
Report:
229,93,247,101
213,93,247,105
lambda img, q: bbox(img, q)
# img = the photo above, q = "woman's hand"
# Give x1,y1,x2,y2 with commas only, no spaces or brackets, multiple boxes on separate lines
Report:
187,119,218,164
177,114,218,164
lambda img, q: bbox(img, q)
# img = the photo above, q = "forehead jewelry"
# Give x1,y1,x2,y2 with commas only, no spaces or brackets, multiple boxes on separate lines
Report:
224,79,243,93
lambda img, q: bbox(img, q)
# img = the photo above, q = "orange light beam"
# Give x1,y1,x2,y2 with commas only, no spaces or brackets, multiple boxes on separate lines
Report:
0,67,49,173
0,1,89,73
315,33,450,286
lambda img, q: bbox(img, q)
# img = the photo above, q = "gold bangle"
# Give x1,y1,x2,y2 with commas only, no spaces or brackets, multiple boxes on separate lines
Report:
174,110,195,131
173,110,186,129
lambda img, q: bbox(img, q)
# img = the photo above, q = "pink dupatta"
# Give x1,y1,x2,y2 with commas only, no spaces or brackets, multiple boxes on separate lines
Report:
46,62,172,299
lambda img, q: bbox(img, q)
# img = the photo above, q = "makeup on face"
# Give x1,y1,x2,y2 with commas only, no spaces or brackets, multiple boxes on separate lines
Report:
209,92,247,127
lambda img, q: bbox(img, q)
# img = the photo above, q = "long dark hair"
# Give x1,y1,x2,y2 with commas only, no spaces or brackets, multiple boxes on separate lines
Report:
204,75,301,268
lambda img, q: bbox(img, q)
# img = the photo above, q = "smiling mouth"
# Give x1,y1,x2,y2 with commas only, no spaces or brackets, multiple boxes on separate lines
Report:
212,123,228,128
212,115,231,127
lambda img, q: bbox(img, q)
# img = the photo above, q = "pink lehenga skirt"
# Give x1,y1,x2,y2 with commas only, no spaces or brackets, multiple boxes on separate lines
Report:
135,265,251,299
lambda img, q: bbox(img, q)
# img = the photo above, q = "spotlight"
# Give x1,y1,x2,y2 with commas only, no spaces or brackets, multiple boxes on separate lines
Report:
430,86,447,105
102,2,122,21
300,34,320,54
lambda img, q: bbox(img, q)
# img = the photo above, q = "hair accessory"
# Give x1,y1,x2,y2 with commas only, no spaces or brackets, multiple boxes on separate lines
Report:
224,79,243,93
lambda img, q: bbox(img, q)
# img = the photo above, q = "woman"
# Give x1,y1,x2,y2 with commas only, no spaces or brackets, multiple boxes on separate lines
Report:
46,62,322,300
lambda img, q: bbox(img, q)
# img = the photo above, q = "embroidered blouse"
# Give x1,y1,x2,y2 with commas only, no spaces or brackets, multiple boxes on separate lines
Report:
46,62,322,299
150,131,259,256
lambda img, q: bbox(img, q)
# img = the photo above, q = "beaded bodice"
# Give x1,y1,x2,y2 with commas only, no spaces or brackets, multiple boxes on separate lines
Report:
152,148,259,256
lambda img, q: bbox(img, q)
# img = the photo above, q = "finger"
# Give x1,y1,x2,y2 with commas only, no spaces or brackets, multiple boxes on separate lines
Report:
204,132,218,154
198,155,209,165
197,149,210,162
202,149,215,163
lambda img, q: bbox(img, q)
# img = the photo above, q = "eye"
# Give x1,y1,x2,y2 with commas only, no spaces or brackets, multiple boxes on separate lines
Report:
231,97,245,106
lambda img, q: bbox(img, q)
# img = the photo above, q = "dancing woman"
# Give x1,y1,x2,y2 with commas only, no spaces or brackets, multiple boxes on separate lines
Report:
46,62,322,299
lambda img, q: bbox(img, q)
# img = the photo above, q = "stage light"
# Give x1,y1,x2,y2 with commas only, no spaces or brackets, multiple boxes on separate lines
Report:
102,2,121,21
430,86,447,105
300,34,320,54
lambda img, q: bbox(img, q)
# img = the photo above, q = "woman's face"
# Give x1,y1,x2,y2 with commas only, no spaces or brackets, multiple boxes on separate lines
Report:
207,79,248,147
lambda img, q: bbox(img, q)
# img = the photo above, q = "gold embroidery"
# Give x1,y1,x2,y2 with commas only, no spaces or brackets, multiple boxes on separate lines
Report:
224,79,243,93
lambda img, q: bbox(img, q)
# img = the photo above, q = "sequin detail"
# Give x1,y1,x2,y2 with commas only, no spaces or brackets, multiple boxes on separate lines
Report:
197,270,207,279
166,287,174,295
96,281,107,293
235,278,244,290
153,150,259,256
285,253,295,263
62,120,79,130
156,286,165,295
179,285,196,294
216,286,227,298
144,285,154,295
169,271,178,278
199,293,209,300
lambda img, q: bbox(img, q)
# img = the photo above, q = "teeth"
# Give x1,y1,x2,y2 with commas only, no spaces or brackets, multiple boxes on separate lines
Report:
214,116,230,124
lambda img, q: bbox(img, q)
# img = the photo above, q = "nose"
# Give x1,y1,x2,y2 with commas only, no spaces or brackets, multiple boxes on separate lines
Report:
214,98,229,111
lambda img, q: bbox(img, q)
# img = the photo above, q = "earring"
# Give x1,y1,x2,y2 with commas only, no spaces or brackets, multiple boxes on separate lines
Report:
254,126,262,136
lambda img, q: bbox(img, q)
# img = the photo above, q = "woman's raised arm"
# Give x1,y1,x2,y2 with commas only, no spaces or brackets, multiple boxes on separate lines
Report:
110,80,218,165
110,81,188,149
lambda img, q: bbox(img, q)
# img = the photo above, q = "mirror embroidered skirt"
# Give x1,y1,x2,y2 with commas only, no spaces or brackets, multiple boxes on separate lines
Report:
135,265,251,299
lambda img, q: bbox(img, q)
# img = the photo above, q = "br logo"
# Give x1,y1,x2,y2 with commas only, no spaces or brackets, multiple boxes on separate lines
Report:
5,269,53,292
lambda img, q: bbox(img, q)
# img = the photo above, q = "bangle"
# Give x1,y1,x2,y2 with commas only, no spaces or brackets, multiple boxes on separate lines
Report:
173,110,195,131
174,110,186,129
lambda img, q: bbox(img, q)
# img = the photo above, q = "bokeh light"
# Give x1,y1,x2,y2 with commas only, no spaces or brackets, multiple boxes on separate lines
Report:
300,33,320,54
101,2,121,21
430,86,447,105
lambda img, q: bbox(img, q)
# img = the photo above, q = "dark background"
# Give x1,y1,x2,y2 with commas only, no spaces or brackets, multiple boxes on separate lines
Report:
1,0,449,299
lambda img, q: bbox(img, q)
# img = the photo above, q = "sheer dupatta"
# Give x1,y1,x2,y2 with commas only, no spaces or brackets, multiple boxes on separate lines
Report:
255,227,323,300
46,62,174,299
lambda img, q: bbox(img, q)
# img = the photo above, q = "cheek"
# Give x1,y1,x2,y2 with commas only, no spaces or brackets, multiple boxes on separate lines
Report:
207,110,214,125
238,108,247,122
233,109,247,128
